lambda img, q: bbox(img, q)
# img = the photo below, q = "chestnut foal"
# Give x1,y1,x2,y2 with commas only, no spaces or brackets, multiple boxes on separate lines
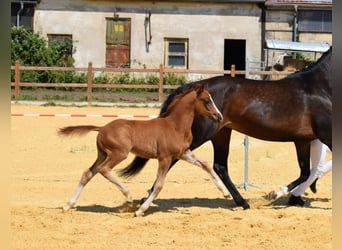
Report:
59,83,229,216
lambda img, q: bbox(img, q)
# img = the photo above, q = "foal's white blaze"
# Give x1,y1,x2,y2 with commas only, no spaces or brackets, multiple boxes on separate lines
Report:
209,93,223,121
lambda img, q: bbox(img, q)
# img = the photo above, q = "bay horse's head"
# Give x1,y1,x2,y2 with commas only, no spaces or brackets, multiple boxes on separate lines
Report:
194,83,223,123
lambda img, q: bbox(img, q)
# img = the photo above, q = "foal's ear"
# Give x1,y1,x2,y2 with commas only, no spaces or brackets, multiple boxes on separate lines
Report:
196,83,207,95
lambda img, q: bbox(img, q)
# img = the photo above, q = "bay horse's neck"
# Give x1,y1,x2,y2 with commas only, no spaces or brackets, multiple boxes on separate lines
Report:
289,49,331,93
310,50,331,78
309,50,331,93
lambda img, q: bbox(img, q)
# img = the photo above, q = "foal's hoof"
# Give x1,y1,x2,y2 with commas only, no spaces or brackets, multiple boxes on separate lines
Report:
63,202,75,211
310,178,318,193
140,197,147,205
288,195,305,207
134,210,144,217
63,205,71,211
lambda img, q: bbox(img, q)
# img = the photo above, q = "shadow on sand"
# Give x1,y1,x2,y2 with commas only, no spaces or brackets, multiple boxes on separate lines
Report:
64,197,238,215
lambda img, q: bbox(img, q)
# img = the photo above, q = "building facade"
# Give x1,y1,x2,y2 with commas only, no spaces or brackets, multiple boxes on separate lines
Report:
11,0,332,77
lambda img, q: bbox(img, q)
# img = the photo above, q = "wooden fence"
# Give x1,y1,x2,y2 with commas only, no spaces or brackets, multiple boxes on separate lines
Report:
11,60,290,102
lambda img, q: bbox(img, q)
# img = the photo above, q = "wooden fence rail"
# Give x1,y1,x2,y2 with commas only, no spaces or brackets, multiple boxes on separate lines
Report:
11,60,291,102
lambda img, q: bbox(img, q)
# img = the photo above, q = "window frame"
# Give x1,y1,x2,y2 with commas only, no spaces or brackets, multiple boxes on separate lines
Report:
47,34,73,57
164,38,189,69
298,10,332,33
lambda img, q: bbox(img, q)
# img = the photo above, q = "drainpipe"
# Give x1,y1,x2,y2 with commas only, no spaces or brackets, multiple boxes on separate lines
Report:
16,1,24,28
293,5,298,42
258,3,266,63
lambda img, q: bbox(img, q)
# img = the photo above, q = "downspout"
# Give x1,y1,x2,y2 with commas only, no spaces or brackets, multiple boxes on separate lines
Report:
293,4,298,42
258,3,266,63
16,1,24,28
293,5,298,58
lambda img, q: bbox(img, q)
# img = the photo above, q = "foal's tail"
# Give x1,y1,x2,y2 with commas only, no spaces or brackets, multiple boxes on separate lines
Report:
58,125,100,137
118,156,149,178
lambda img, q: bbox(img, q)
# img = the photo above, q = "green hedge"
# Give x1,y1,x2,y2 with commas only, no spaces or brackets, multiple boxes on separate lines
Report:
11,26,187,94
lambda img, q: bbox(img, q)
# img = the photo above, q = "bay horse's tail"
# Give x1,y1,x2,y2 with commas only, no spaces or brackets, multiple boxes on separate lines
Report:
118,156,149,178
58,125,100,137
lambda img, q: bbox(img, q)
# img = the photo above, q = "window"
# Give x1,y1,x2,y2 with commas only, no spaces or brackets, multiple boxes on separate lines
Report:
164,38,189,68
298,10,332,33
47,34,73,57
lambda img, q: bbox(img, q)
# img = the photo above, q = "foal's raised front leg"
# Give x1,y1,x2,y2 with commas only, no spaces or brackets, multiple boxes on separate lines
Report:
135,158,171,217
180,149,230,198
99,166,133,204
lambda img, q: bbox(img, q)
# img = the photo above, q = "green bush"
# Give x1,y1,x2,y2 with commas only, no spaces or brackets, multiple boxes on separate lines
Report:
164,73,187,86
11,26,76,84
92,73,160,93
11,26,188,101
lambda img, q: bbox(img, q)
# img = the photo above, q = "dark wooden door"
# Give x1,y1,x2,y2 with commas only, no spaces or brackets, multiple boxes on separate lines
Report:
106,19,131,67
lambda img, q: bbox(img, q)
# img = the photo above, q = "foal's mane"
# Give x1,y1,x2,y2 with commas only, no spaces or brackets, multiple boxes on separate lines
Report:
159,82,199,117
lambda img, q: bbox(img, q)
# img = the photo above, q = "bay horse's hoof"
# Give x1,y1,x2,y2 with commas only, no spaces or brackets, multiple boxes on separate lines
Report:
242,201,250,210
287,195,305,206
237,199,250,209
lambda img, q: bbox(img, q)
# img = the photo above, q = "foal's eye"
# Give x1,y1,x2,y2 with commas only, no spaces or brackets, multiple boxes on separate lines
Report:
203,99,211,105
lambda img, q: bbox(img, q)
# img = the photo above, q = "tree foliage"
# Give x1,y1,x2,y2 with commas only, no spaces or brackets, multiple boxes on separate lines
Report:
11,26,78,83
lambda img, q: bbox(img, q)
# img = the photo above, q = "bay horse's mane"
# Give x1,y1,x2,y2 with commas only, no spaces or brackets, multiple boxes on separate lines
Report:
287,46,332,77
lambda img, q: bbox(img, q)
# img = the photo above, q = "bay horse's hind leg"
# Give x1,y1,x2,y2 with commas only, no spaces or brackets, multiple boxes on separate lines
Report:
270,141,311,204
310,112,332,193
312,110,332,151
180,149,230,199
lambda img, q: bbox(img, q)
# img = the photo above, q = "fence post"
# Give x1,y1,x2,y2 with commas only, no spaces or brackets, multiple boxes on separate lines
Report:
87,62,93,102
231,64,236,77
14,60,20,100
158,64,164,102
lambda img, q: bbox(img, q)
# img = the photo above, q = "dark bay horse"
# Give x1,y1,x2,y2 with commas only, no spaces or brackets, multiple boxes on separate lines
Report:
122,47,332,209
59,83,229,216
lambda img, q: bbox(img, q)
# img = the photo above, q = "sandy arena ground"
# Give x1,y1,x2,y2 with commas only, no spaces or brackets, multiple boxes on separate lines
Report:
11,104,332,249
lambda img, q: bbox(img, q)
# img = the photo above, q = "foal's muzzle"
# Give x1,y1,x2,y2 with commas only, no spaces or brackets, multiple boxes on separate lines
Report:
214,112,223,123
